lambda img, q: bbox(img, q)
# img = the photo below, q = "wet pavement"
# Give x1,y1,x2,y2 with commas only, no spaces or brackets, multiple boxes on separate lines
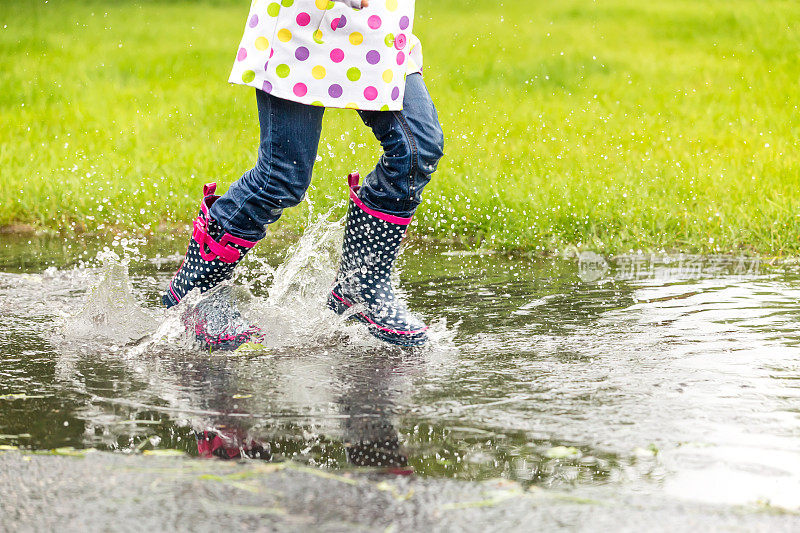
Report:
1,217,800,530
2,450,799,532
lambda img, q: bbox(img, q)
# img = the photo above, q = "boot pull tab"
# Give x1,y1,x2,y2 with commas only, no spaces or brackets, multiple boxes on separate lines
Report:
203,183,218,197
347,172,360,189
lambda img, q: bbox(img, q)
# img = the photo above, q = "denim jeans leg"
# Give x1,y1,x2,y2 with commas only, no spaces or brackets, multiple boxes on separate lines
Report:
356,73,445,218
210,89,325,240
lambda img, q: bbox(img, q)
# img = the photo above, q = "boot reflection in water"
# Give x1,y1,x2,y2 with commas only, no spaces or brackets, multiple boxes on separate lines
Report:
161,67,443,348
338,352,414,474
344,420,412,475
195,430,271,461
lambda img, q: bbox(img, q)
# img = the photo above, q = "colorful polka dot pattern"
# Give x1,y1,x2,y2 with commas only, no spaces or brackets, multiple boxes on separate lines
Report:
229,0,423,111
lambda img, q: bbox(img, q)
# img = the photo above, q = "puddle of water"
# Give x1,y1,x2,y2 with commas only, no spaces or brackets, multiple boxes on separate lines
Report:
1,214,800,515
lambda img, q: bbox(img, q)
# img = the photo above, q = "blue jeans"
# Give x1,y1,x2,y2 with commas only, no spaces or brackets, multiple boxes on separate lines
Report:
210,73,445,240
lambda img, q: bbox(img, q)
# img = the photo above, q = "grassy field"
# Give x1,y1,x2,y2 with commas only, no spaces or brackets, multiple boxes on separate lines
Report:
2,0,799,254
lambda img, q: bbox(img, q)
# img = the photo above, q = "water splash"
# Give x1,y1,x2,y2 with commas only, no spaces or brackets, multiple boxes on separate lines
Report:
47,194,453,357
60,250,158,345
245,204,347,348
142,283,250,354
243,202,456,350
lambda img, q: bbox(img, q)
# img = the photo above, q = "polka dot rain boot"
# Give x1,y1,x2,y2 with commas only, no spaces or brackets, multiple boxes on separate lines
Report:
327,172,428,346
184,284,264,351
162,183,262,350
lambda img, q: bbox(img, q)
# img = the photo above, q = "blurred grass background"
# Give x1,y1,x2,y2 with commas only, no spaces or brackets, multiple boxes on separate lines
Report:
1,0,799,254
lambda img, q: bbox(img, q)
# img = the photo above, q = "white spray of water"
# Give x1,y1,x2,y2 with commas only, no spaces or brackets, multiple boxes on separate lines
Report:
60,249,159,345
244,204,367,348
59,199,456,355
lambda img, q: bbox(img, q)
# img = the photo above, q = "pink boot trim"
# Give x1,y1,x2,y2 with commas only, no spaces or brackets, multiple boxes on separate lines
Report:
192,182,258,264
347,172,413,226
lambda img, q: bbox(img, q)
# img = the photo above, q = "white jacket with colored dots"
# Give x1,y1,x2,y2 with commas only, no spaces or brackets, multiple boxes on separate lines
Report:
229,0,423,111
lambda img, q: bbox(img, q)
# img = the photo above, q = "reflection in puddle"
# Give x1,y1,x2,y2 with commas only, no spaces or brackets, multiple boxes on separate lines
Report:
1,229,800,513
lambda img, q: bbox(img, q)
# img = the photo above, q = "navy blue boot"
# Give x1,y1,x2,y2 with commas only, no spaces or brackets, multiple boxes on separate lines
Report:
162,183,262,350
182,285,263,351
327,173,428,346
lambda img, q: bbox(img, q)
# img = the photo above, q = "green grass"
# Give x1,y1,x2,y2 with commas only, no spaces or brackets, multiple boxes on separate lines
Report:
2,0,799,254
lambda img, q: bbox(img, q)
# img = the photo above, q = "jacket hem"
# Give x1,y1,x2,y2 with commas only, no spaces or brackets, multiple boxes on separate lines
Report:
228,77,408,112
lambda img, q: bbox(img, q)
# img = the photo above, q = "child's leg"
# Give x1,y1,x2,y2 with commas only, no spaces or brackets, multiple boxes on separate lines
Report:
356,73,444,218
210,89,326,241
327,73,444,347
163,90,323,317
